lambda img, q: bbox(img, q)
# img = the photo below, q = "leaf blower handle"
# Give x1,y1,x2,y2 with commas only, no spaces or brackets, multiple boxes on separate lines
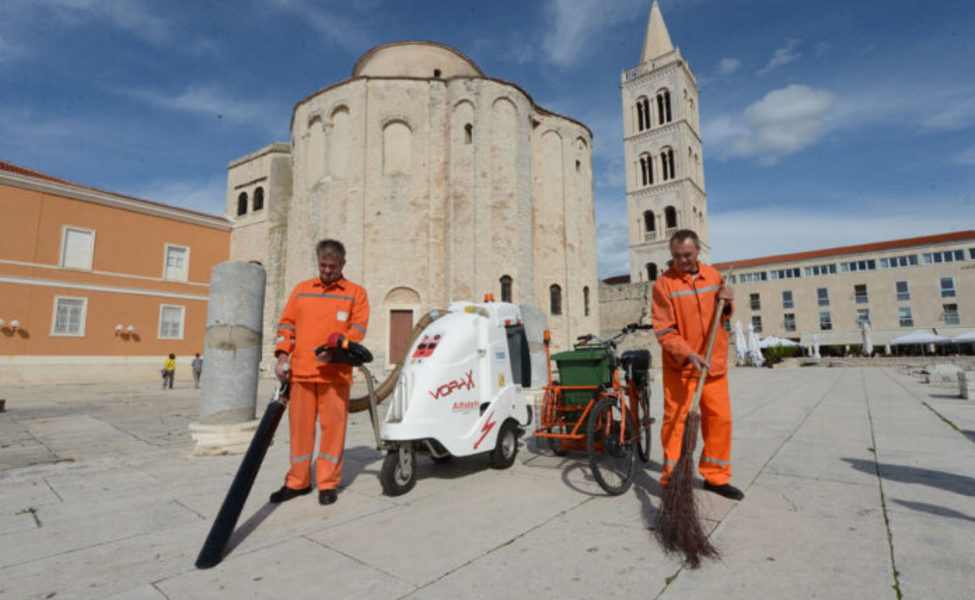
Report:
689,268,734,415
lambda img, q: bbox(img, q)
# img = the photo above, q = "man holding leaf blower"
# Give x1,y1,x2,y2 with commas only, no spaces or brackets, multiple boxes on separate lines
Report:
651,229,744,501
271,239,370,506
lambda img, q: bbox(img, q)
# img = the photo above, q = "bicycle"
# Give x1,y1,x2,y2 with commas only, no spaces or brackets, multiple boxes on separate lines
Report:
533,323,654,495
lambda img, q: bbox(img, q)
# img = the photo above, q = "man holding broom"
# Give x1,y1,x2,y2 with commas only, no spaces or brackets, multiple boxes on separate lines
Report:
652,229,744,501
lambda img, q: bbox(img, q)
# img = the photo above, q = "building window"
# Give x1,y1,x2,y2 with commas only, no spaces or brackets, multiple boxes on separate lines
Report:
464,123,473,144
656,89,672,124
880,254,918,269
923,250,965,263
639,154,653,186
583,286,590,317
840,259,876,273
970,248,975,260
549,284,562,315
751,315,763,333
895,281,910,301
60,226,95,270
940,277,956,298
646,263,658,282
898,307,914,327
643,210,656,240
253,187,264,211
636,96,651,131
164,245,189,281
738,271,767,283
854,284,869,304
781,290,794,309
51,296,87,336
943,304,960,325
383,120,412,175
857,309,871,326
661,147,675,181
159,305,185,339
784,313,796,332
237,192,248,216
770,268,801,280
817,287,830,307
500,275,512,303
664,205,677,229
804,263,837,277
749,293,761,311
819,311,832,330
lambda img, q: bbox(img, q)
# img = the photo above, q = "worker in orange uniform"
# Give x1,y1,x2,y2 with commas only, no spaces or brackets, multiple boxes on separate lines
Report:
651,229,744,500
270,239,370,506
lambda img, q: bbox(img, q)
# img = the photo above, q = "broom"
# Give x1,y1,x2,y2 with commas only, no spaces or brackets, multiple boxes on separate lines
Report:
655,285,729,568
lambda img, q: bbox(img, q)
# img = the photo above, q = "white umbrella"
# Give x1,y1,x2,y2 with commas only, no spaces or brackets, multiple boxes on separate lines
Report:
950,330,975,343
861,321,872,357
891,329,949,345
734,320,747,364
746,322,764,366
758,335,800,349
812,334,821,359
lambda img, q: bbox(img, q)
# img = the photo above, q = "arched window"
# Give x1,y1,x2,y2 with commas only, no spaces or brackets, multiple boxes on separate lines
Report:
237,192,248,216
500,275,513,303
253,187,264,211
636,96,651,131
661,147,675,181
583,286,590,317
464,123,473,144
383,120,412,175
665,206,677,229
643,210,657,233
646,263,658,282
656,89,672,124
639,153,653,186
549,284,562,315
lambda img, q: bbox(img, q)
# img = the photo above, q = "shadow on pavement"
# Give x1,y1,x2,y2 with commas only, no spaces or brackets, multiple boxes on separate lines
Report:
842,458,975,497
632,466,662,530
890,498,975,523
225,502,280,554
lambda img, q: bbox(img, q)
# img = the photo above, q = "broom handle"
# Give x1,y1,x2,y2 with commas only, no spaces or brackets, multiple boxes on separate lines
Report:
689,269,733,415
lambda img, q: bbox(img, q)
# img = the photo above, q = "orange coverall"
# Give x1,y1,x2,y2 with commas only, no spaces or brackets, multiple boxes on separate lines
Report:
651,262,734,487
275,277,369,491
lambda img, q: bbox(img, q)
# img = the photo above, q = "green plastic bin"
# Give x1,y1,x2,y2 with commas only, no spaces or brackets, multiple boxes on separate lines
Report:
552,345,613,407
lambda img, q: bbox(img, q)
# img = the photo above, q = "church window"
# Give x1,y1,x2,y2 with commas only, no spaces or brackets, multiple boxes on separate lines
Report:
639,154,653,186
433,69,442,78
576,159,581,172
253,187,264,211
383,120,412,175
656,89,672,124
646,263,658,282
661,147,675,181
583,286,590,316
643,210,656,237
549,284,562,315
500,275,513,303
664,206,677,229
636,96,651,131
237,192,248,216
464,123,473,144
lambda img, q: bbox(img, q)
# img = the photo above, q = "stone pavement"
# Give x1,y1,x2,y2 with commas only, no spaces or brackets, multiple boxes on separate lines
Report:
1,367,973,599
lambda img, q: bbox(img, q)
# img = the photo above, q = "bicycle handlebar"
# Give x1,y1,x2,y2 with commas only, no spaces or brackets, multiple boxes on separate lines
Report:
575,323,652,347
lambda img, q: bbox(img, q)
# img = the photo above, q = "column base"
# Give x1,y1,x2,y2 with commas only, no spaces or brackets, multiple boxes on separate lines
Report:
189,420,260,456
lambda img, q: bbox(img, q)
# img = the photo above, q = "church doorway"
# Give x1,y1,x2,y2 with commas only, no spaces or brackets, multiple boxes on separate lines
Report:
388,309,414,366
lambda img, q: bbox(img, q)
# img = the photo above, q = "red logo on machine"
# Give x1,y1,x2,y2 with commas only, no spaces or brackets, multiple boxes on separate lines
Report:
412,334,442,359
473,412,496,449
429,370,475,400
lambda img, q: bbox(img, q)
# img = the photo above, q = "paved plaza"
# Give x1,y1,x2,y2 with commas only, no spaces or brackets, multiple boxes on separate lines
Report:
1,366,974,599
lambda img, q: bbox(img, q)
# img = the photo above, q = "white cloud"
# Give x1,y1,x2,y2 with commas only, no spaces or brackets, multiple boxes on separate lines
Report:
122,85,283,132
32,0,171,44
541,0,645,67
596,221,631,278
128,176,228,216
717,57,741,75
956,146,975,165
266,0,370,51
758,38,801,75
709,84,835,164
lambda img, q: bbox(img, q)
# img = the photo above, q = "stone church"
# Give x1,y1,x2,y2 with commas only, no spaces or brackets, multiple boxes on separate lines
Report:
227,41,599,369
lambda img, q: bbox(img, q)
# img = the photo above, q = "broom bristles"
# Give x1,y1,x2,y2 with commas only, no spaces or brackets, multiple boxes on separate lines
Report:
655,411,719,568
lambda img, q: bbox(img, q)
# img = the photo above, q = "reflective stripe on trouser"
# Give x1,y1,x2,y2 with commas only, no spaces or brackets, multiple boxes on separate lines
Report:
285,380,351,491
659,373,732,487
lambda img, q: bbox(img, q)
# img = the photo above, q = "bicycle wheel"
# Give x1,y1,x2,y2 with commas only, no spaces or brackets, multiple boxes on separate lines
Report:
587,395,637,495
636,385,652,463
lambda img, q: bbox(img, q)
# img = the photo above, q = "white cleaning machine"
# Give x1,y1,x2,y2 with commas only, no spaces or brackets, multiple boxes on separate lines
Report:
377,300,533,495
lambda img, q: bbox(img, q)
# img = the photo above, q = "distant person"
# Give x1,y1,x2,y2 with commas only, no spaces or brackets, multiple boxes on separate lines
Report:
651,229,744,500
270,239,370,506
162,353,176,390
191,353,204,389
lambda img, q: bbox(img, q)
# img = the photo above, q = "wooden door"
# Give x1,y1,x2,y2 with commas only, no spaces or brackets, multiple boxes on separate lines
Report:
388,309,414,365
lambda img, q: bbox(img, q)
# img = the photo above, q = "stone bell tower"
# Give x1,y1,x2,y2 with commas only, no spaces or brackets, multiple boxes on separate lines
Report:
622,0,709,282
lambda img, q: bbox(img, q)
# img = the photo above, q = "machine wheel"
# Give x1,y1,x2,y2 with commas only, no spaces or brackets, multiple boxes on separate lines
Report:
380,445,416,496
636,386,652,463
587,396,637,496
489,420,519,469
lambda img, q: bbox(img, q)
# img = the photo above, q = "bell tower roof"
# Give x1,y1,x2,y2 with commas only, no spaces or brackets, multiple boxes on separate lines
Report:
640,0,674,63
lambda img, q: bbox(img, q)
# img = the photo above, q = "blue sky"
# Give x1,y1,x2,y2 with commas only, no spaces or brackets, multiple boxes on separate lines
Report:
2,0,973,277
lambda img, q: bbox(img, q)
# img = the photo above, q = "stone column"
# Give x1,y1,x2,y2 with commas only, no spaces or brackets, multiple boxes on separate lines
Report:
190,261,266,455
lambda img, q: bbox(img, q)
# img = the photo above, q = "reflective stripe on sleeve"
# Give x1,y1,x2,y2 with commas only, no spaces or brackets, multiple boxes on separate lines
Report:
350,324,366,335
277,324,296,333
655,328,676,338
669,284,721,299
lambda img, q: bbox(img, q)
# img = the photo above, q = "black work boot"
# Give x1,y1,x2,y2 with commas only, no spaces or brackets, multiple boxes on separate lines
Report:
269,485,312,503
319,489,338,505
704,481,745,500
